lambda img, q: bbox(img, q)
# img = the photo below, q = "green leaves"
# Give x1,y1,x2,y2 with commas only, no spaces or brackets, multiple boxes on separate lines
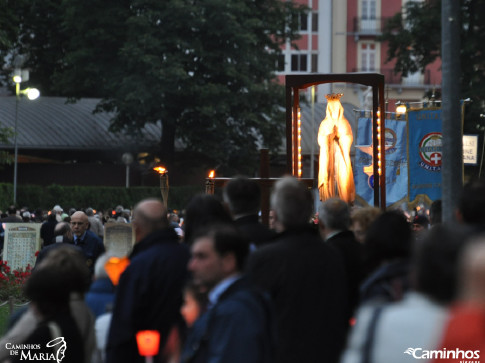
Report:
380,0,441,77
380,0,485,140
1,0,305,175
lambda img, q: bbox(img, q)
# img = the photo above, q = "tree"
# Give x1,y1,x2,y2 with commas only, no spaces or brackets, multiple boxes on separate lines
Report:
0,0,22,167
3,0,306,175
380,0,485,135
0,0,25,64
0,126,14,166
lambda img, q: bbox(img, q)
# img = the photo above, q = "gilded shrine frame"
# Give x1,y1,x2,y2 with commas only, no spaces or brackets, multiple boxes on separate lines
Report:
285,73,386,209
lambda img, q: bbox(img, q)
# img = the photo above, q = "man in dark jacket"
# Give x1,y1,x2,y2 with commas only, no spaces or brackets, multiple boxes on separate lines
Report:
70,211,105,274
182,224,274,363
247,177,348,363
106,199,190,363
40,212,58,247
318,197,364,321
223,176,275,247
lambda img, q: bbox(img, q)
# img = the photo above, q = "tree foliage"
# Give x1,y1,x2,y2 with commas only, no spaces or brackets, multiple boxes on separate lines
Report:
0,126,13,166
380,0,485,133
380,0,441,77
1,0,306,175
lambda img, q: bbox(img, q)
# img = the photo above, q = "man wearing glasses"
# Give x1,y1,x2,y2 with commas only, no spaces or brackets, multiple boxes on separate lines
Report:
71,211,105,274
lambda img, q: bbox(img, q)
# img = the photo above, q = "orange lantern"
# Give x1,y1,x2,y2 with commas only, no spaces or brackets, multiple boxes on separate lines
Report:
104,257,130,286
136,330,160,357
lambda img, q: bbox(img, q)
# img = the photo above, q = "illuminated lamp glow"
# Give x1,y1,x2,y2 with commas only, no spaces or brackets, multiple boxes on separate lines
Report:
153,166,167,175
297,108,302,177
136,330,160,357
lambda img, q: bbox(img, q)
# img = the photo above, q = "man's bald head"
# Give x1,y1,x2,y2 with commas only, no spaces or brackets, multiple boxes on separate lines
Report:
70,211,89,237
71,211,88,222
133,199,168,242
55,221,71,235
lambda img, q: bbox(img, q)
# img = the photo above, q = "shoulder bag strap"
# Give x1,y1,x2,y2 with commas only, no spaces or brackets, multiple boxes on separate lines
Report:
362,306,385,363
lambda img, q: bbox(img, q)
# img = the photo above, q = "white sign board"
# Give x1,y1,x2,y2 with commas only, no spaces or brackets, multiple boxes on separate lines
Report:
3,223,41,271
463,134,479,165
104,223,135,258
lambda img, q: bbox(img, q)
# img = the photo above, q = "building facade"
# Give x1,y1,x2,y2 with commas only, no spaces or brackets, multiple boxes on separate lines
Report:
277,0,442,111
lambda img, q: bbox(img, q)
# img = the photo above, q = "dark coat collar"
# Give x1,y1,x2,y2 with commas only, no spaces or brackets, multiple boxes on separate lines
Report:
129,227,179,259
217,276,249,303
276,224,320,239
234,214,259,224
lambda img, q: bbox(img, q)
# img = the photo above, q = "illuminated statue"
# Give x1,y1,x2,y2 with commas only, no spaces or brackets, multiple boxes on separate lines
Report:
318,93,355,203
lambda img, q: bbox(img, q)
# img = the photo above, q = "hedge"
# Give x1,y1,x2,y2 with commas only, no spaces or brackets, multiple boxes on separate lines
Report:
0,184,205,213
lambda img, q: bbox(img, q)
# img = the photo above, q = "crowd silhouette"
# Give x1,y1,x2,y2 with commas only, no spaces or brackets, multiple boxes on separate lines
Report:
1,176,484,363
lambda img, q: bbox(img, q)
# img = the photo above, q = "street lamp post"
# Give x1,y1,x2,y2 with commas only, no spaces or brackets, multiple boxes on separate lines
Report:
13,89,19,206
122,153,134,188
12,69,40,205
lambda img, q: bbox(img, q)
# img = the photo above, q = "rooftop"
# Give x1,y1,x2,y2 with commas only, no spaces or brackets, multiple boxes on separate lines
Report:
0,97,162,151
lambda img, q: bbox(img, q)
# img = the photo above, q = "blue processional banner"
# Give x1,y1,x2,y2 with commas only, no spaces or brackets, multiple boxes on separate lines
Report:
355,117,408,207
407,109,442,202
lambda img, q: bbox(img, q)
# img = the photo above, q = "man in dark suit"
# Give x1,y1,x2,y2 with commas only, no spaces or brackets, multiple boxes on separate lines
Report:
318,198,364,322
247,177,348,363
223,175,275,247
70,211,105,273
182,223,274,363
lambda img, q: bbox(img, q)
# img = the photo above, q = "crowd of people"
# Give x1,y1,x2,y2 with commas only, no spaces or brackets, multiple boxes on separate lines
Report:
0,176,484,363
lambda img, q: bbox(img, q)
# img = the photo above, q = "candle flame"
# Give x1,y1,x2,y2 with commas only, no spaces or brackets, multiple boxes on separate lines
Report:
153,166,167,175
208,170,215,178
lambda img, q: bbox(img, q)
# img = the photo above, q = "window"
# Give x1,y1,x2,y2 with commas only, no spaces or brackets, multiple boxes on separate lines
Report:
276,54,285,72
360,43,376,71
291,54,307,72
312,12,318,32
362,0,376,20
299,13,308,31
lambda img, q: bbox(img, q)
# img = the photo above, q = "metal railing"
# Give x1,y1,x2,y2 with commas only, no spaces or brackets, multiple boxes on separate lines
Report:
353,17,392,35
351,68,433,86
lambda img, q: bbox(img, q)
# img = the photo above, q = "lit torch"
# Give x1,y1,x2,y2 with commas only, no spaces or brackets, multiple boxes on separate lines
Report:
153,166,169,208
205,170,215,195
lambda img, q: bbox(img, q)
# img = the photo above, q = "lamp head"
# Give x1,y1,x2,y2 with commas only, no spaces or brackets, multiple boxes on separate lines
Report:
26,88,40,100
396,103,407,115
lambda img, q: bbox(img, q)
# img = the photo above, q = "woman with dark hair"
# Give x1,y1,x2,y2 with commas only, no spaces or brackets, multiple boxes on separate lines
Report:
9,245,91,363
359,210,414,305
342,225,471,363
